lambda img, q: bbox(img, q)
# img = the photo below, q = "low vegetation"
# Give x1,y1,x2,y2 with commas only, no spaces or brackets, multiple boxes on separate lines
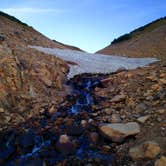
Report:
111,16,166,44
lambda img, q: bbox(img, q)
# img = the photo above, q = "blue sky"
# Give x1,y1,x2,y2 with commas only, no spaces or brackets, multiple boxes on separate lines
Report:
1,0,166,52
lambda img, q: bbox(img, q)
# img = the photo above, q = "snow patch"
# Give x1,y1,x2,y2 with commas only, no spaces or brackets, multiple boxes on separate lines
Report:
29,46,158,79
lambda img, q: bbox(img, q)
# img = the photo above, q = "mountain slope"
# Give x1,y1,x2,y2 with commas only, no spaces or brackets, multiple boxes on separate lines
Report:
52,40,84,52
0,11,72,129
97,17,166,60
0,11,82,50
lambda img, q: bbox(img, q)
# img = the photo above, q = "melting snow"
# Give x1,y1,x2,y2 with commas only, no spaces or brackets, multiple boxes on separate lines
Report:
30,46,158,79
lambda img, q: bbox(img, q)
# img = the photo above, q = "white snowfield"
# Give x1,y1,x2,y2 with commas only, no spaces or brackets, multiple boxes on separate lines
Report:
30,46,158,79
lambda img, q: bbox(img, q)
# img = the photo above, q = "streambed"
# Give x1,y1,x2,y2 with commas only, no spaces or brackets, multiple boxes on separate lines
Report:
0,75,118,166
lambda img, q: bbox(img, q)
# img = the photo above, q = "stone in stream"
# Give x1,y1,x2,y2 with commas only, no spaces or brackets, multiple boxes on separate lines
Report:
19,131,35,148
56,134,76,155
89,132,99,144
66,124,84,136
99,122,140,142
129,141,161,161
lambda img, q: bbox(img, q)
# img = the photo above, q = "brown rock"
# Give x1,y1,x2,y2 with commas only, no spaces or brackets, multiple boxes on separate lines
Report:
111,114,121,123
156,109,165,114
155,156,166,166
89,132,99,144
0,108,4,113
56,134,75,155
129,141,161,161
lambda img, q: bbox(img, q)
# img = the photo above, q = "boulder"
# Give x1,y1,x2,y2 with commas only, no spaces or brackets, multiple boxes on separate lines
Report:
99,122,140,142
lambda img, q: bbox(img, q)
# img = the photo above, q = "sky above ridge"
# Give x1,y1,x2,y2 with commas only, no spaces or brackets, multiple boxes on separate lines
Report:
0,0,166,52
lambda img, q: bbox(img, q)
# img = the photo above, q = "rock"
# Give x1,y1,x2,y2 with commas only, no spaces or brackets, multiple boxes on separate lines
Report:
102,145,111,153
155,156,166,166
0,108,4,113
103,108,113,115
48,106,57,114
110,114,121,123
110,94,126,102
137,115,150,123
99,122,140,142
0,34,5,42
67,124,84,136
135,103,147,113
56,134,75,155
159,79,166,85
89,132,99,144
129,141,161,161
156,109,165,114
81,120,88,128
151,84,160,91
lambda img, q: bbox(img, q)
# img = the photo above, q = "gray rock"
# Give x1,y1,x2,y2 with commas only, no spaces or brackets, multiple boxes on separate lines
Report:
137,115,150,123
99,122,140,142
110,94,126,102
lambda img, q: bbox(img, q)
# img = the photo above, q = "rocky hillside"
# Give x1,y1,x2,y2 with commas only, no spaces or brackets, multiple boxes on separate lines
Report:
97,17,166,61
52,40,84,52
0,11,73,130
0,11,81,50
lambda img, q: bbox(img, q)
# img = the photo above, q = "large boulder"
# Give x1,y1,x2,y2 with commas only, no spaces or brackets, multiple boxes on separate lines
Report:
99,122,140,142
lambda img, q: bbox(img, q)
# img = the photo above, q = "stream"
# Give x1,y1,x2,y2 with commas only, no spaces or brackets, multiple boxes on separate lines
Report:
0,76,117,166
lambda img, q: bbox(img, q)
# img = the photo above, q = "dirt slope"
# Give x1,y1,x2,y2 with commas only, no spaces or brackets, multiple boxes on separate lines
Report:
97,17,166,61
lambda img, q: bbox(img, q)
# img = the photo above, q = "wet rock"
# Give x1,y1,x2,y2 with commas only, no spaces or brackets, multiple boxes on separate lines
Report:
110,94,126,102
99,122,140,142
137,115,150,123
81,120,88,128
129,141,161,161
155,156,166,166
19,131,35,148
56,134,75,155
14,157,43,166
67,125,84,136
89,132,99,144
111,114,121,123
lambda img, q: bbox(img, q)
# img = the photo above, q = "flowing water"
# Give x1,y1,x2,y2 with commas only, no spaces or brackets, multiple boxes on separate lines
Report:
0,76,117,166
